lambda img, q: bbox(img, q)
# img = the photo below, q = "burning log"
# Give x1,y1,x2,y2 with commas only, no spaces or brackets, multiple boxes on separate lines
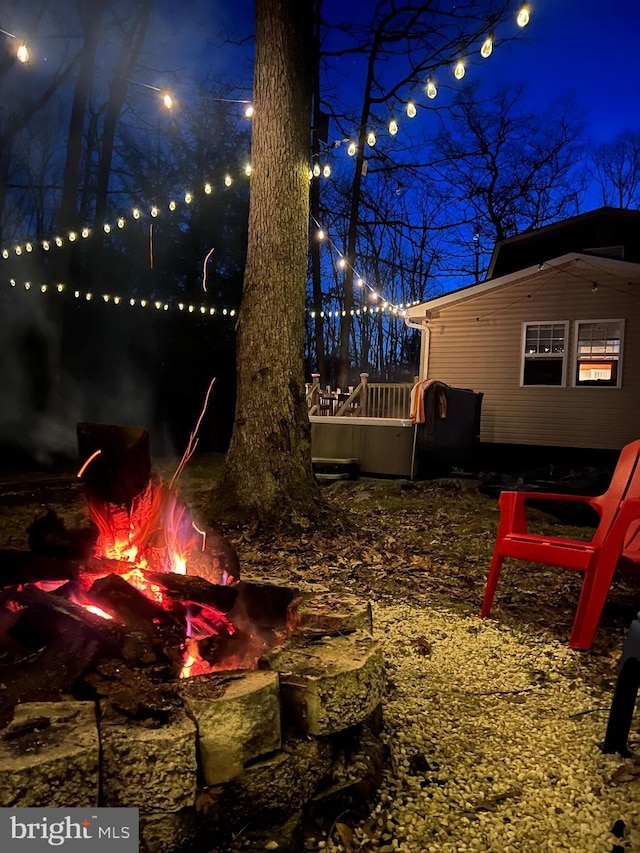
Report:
139,569,239,613
187,529,241,585
4,583,126,659
0,550,136,587
86,574,186,674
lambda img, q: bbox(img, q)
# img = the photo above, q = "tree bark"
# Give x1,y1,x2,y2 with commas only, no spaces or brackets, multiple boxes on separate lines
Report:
217,0,320,526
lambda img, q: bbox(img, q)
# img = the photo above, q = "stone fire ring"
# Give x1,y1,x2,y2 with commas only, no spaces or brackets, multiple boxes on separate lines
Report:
0,577,386,853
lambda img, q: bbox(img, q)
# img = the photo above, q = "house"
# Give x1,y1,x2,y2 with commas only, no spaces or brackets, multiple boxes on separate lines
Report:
404,208,640,451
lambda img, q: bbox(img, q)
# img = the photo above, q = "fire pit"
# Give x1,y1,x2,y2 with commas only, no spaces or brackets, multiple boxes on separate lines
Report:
0,425,386,852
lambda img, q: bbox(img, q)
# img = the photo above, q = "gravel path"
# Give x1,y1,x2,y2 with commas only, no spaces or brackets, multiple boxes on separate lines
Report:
309,602,640,853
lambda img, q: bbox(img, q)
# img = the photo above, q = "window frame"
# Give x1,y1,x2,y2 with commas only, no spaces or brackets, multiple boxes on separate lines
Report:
520,320,569,388
572,318,624,389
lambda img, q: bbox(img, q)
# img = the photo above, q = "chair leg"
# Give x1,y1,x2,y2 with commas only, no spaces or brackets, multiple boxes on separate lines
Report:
569,563,617,651
480,552,504,617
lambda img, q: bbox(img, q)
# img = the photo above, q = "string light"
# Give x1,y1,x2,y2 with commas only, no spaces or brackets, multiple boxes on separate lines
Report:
322,164,331,178
388,118,398,136
0,29,30,63
2,169,254,260
454,60,466,79
2,275,238,318
162,92,174,110
244,105,254,118
366,130,376,147
313,163,321,177
517,4,530,27
244,163,252,176
480,34,494,58
347,141,357,156
311,215,407,317
406,102,417,118
426,77,437,99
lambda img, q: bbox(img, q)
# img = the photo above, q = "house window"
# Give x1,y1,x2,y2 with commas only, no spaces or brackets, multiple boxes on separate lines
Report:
521,322,568,386
574,320,623,387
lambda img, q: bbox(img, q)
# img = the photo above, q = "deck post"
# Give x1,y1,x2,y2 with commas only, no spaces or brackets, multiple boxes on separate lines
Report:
308,373,321,415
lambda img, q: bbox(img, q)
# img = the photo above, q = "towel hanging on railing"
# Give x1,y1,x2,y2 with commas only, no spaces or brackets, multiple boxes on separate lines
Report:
410,379,450,424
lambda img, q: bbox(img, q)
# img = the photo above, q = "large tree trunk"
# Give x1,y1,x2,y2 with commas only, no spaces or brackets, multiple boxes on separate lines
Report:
217,0,320,526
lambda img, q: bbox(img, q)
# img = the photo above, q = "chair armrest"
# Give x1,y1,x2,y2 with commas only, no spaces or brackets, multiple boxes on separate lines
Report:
498,489,600,536
500,490,599,504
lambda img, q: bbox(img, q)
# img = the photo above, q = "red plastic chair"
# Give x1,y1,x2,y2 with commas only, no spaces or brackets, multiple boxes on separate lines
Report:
480,439,640,650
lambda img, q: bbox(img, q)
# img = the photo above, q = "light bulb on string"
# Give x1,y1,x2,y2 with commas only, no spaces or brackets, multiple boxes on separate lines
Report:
132,208,141,219
1,249,7,258
55,236,63,247
16,42,29,63
162,92,174,110
42,241,49,251
406,101,416,118
366,130,376,147
337,257,346,269
103,223,111,233
313,162,321,177
117,217,125,229
426,77,437,99
322,164,331,177
204,182,212,194
244,104,254,118
81,227,90,238
480,34,493,58
184,192,193,203
224,175,232,187
169,200,176,210
68,232,76,242
150,206,159,217
388,118,398,136
244,163,252,176
347,141,356,156
317,229,326,240
517,4,530,27
454,60,466,80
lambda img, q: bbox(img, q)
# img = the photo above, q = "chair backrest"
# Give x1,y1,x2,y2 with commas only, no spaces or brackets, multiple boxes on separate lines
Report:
590,439,640,546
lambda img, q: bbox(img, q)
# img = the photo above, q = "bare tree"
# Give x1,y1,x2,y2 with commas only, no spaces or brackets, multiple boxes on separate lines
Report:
217,0,320,526
590,131,640,209
314,1,515,387
431,85,584,278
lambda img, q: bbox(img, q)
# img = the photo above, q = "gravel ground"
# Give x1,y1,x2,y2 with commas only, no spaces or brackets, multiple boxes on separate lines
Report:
305,601,640,853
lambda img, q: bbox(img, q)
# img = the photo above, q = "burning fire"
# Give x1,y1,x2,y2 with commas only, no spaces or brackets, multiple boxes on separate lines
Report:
53,472,239,678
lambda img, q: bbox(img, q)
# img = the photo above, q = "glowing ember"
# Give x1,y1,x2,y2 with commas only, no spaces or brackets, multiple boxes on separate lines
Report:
83,604,114,620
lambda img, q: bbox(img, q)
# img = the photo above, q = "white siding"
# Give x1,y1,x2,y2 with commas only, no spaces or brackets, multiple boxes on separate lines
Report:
424,270,640,449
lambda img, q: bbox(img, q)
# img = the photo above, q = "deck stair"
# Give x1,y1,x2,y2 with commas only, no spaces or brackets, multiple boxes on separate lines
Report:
312,457,359,481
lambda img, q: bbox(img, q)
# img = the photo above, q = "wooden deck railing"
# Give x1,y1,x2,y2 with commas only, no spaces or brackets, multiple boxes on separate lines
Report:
306,373,417,419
